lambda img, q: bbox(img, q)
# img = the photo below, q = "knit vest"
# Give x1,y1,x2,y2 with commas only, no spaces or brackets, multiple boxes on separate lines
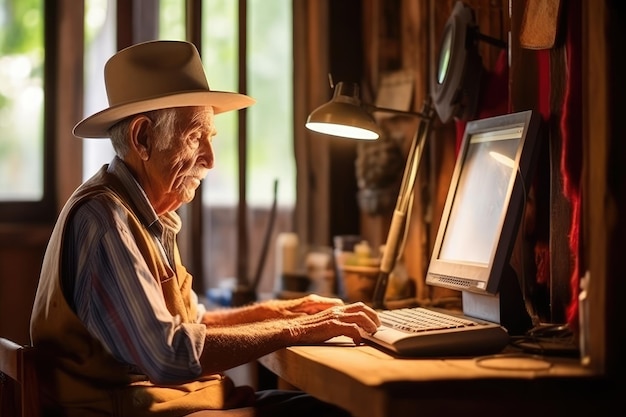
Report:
30,165,235,417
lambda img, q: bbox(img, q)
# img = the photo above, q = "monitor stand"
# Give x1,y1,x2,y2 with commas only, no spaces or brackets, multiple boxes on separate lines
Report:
462,263,533,335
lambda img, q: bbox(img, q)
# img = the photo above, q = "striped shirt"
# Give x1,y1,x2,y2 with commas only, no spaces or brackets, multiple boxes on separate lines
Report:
62,157,207,384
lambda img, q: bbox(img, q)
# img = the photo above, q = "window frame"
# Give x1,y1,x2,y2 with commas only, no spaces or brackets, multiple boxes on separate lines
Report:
0,0,57,223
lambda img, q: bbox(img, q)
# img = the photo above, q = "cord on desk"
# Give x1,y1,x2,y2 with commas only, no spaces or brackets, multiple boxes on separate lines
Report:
509,322,580,357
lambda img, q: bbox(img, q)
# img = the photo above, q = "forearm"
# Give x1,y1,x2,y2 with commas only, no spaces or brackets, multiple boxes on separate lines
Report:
201,302,278,326
199,302,380,374
200,319,293,373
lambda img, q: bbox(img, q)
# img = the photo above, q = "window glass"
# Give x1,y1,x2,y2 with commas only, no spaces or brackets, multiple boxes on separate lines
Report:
0,0,44,201
200,0,295,292
159,0,185,40
200,0,239,287
201,0,239,206
82,0,116,179
248,0,294,207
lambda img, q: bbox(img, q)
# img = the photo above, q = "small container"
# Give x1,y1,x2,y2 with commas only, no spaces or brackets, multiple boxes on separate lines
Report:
275,233,299,294
353,240,372,265
305,250,333,295
341,265,379,303
333,235,362,297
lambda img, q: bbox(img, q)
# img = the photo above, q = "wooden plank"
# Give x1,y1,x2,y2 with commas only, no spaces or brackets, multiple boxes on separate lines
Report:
259,342,605,417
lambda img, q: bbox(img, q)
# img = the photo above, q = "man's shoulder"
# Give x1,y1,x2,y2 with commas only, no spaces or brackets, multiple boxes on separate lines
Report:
69,194,120,229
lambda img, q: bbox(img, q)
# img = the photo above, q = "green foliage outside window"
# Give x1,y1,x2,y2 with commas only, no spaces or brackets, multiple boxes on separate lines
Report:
0,0,44,200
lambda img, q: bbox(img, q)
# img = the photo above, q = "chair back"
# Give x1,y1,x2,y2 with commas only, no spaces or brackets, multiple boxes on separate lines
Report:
0,337,40,417
1,336,257,416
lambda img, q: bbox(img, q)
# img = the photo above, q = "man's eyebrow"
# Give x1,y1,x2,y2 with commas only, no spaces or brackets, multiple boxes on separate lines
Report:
186,111,214,132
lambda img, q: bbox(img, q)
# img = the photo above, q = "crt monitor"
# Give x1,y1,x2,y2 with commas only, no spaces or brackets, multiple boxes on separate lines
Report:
425,110,541,323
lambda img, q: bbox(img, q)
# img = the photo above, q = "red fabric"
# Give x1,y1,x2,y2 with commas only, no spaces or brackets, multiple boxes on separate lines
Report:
561,0,583,331
454,50,510,152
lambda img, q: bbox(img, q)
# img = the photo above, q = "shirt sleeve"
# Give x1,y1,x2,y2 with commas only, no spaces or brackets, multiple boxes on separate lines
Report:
68,197,207,384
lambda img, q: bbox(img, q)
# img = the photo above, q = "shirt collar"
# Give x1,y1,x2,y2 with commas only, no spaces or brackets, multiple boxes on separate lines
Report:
106,157,183,235
106,156,161,231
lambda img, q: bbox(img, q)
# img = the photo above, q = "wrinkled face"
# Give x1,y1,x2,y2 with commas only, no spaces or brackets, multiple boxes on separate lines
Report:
143,106,216,214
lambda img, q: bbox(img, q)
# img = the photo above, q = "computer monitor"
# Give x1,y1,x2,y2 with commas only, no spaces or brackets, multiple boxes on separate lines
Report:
425,110,541,333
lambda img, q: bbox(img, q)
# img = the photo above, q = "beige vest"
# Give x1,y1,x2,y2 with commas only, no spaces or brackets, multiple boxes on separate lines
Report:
30,166,235,417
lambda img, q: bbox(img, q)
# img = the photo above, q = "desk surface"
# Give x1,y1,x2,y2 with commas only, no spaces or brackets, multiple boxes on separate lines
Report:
258,337,613,417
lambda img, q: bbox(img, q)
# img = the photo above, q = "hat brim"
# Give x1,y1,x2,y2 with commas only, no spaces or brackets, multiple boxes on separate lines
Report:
73,90,256,138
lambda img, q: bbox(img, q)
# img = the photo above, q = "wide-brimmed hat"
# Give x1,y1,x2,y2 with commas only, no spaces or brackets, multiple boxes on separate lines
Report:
73,40,255,138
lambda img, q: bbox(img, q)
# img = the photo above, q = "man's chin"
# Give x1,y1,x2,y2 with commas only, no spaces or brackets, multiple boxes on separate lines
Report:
181,189,197,204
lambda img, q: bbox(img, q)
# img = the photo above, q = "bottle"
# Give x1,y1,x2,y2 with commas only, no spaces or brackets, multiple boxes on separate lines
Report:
578,271,590,366
274,233,299,294
353,240,372,265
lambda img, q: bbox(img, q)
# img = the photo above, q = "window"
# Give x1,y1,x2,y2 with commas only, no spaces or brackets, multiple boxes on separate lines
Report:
82,0,116,177
0,0,52,221
199,0,295,295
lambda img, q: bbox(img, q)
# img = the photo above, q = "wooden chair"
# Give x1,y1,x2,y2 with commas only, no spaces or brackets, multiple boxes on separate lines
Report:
0,337,40,417
1,337,255,417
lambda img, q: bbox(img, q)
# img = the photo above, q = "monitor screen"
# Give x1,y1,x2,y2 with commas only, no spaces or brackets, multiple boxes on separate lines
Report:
426,110,540,296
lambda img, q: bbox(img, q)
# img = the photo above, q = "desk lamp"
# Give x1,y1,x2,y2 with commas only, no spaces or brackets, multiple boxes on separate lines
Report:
305,1,506,310
306,82,434,310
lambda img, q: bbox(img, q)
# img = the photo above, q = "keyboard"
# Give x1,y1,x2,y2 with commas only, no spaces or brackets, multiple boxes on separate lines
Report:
363,307,510,357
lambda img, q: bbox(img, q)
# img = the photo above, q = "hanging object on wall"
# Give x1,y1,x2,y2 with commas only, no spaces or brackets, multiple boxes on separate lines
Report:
356,70,414,215
355,131,404,215
520,0,562,50
431,1,507,124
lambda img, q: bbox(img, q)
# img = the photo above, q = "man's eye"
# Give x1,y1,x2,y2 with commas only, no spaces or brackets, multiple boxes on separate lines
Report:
188,134,201,145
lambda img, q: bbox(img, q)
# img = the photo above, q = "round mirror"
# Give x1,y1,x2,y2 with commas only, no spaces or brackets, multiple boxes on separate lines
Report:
430,1,482,123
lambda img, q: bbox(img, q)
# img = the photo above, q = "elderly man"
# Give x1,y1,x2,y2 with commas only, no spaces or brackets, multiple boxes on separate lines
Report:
31,40,379,417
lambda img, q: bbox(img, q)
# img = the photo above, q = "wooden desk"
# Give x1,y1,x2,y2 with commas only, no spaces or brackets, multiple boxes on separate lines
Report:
258,338,617,417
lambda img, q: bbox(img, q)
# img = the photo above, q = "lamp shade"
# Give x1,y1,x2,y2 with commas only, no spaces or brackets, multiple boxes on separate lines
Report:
305,82,381,140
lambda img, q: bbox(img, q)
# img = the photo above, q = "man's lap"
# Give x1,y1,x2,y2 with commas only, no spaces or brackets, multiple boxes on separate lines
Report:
184,389,350,417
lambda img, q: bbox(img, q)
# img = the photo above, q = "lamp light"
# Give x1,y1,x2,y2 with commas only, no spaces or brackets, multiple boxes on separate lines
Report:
306,81,434,310
306,82,380,139
306,82,430,140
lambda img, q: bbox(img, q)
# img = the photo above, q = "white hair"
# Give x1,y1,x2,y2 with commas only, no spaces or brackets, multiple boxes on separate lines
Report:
108,108,179,158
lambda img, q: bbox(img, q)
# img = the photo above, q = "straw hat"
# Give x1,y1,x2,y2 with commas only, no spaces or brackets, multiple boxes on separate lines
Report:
73,40,255,138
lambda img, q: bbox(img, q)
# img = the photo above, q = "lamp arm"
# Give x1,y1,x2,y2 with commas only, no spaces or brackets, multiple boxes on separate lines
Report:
362,103,431,120
371,100,434,310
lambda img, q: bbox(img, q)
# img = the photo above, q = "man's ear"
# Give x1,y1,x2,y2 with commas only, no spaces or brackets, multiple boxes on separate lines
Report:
128,115,153,161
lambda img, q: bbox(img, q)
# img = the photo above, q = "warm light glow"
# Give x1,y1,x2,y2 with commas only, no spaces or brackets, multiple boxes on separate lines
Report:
305,82,382,140
489,151,515,168
305,121,379,140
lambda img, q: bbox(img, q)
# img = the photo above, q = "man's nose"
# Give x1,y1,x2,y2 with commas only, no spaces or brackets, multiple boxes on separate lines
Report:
198,138,215,169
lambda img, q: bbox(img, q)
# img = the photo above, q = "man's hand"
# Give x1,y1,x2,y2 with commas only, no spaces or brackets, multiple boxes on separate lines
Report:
285,301,381,346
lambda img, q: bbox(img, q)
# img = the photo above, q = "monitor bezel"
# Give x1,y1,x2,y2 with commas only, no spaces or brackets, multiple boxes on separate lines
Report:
425,110,541,296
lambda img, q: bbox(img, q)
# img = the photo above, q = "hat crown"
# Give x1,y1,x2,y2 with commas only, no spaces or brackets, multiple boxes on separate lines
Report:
73,40,255,138
104,40,210,107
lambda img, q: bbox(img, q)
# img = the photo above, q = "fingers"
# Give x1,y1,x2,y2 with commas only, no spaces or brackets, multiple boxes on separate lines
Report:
339,302,381,326
285,300,381,346
328,304,379,334
289,315,366,346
